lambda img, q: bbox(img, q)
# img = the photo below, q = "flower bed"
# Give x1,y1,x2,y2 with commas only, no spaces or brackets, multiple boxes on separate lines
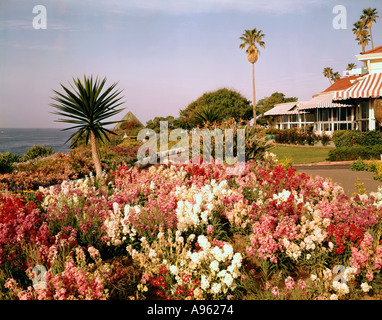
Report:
1,154,382,300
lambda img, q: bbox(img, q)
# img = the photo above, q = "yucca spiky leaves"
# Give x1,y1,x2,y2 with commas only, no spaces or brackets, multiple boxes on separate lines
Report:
50,75,125,148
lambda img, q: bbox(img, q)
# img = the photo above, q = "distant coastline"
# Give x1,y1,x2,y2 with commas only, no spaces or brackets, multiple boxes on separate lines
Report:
0,128,74,155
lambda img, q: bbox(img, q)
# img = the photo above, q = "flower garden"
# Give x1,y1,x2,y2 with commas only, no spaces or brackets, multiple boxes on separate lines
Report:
1,148,382,300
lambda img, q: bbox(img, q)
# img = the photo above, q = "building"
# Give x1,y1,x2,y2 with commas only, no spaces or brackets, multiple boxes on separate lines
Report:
265,45,382,135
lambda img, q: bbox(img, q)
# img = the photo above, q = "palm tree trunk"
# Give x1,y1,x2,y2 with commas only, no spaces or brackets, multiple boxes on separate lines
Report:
370,26,374,49
252,62,256,126
90,130,103,178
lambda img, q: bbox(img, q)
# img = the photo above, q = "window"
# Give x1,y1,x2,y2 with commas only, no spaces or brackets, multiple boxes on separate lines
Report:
361,101,369,119
322,109,329,122
333,108,338,120
347,108,352,121
290,114,297,122
282,115,288,122
339,108,346,121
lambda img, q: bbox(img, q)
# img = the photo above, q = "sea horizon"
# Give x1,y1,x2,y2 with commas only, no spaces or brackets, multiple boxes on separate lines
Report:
0,128,75,156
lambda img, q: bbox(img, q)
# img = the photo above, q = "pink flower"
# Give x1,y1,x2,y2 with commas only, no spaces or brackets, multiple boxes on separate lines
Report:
366,270,374,282
271,286,280,297
285,276,295,290
207,225,214,235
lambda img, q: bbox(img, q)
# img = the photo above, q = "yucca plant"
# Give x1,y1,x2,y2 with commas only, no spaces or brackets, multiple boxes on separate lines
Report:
50,75,125,178
194,105,223,126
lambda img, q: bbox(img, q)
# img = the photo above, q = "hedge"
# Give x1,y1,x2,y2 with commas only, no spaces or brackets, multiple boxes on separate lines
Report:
332,130,382,148
327,145,382,161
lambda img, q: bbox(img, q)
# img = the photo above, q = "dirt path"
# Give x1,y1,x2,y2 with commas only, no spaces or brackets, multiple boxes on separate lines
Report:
293,163,382,196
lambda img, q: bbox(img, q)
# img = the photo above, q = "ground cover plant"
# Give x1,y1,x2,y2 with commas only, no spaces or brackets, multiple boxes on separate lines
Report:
1,150,382,300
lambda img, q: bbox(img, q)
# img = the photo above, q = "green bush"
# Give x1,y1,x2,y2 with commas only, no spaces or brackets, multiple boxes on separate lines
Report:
333,130,382,148
274,128,317,145
350,159,368,171
22,145,54,162
0,152,21,174
327,145,382,161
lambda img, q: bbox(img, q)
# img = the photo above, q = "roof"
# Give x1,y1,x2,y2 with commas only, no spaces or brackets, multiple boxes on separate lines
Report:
321,75,362,93
360,45,382,55
334,73,382,100
299,93,351,110
264,102,301,116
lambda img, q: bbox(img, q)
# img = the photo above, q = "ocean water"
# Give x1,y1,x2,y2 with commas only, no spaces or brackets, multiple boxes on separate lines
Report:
0,128,75,156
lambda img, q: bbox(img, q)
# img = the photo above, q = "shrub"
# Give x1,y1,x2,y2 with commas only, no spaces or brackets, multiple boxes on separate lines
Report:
22,145,54,162
350,159,368,171
327,145,382,161
320,133,331,146
0,152,21,174
333,130,382,148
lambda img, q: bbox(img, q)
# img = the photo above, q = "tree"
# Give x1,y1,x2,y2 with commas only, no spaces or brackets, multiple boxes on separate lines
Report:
256,92,298,126
146,116,175,133
331,71,341,83
360,8,379,49
352,21,370,54
346,63,357,70
50,75,125,178
178,88,252,128
239,28,266,126
323,67,341,84
323,67,334,84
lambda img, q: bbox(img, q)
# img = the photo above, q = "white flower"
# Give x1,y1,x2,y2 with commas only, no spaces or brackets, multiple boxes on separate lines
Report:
361,282,372,293
222,273,234,287
211,282,222,295
209,260,219,273
148,249,157,259
330,294,338,300
201,275,209,290
306,254,311,260
169,265,178,275
310,274,317,281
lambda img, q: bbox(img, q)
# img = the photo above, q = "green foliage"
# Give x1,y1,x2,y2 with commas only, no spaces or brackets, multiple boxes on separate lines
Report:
274,128,318,146
146,116,176,133
194,105,224,126
22,145,54,162
179,88,253,128
256,92,298,126
327,145,382,161
333,130,382,148
0,152,21,174
350,158,368,171
50,75,125,147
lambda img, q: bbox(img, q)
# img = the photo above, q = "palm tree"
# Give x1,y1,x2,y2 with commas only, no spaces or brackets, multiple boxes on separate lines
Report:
352,21,371,53
239,28,266,126
346,63,357,70
323,67,334,84
360,8,379,49
330,71,341,83
50,75,125,178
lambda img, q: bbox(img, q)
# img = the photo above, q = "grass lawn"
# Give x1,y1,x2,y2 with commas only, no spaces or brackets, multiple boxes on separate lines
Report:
270,144,335,164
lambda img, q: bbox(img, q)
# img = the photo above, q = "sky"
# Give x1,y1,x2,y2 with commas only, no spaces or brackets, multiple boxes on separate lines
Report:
0,0,381,128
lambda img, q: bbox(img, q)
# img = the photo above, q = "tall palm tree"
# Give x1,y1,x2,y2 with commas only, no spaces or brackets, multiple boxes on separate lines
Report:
346,63,357,70
323,67,334,84
352,21,371,53
239,28,266,126
360,8,379,49
50,75,125,178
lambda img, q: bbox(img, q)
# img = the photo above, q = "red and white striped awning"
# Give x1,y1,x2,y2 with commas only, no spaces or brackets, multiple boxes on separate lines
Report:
299,93,351,110
334,73,382,100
